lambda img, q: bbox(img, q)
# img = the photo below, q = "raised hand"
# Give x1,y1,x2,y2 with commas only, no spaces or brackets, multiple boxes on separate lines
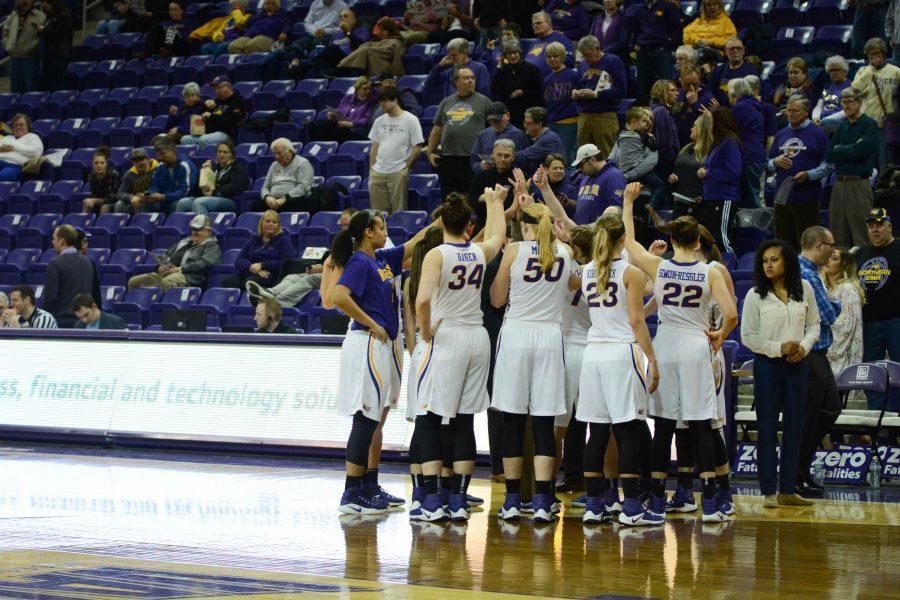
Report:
623,182,643,204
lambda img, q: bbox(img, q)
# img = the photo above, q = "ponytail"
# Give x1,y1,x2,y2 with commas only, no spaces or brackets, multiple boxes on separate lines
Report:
407,227,444,320
524,204,556,273
330,229,354,269
697,224,723,264
591,212,625,297
330,210,385,268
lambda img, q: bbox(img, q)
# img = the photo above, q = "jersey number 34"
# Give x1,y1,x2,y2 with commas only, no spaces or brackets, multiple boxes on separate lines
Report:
449,264,485,290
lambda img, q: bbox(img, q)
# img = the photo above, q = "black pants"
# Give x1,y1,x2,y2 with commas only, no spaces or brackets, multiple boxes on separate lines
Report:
692,198,735,255
775,201,820,252
437,156,473,201
308,119,367,144
797,349,842,480
562,418,587,478
487,332,504,476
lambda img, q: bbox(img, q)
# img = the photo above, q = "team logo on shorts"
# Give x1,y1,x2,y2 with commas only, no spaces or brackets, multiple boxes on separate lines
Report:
363,404,371,412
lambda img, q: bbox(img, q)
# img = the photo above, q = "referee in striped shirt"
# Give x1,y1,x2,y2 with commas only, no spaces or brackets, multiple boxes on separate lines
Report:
1,285,58,329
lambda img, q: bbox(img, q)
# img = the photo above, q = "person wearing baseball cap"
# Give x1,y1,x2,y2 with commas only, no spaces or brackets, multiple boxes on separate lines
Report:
112,148,159,214
180,76,247,148
567,143,626,224
469,101,529,172
856,206,899,409
127,214,222,292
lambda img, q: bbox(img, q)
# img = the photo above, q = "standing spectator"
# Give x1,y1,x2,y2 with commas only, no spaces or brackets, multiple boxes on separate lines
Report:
821,247,865,396
254,297,297,333
427,67,493,199
729,77,767,208
337,17,405,77
527,11,575,79
473,0,510,49
740,239,819,508
590,0,628,57
572,35,627,156
888,0,900,65
82,148,122,215
516,106,566,174
114,148,159,214
180,78,246,148
1,0,45,94
368,87,424,215
492,39,545,128
227,0,289,55
570,143,627,224
532,152,578,214
813,56,853,134
483,22,521,76
856,207,899,408
175,141,249,214
672,65,714,146
774,58,821,129
682,0,736,52
468,139,517,229
543,41,579,165
708,37,758,106
853,0,889,58
747,74,777,149
769,96,831,250
307,76,377,143
624,0,682,102
469,102,530,172
71,293,127,330
128,215,221,291
253,138,315,212
0,114,44,181
852,38,900,165
672,44,698,86
98,0,148,36
140,137,195,212
546,0,590,42
224,210,296,291
650,79,680,195
826,87,879,249
145,2,196,57
1,285,57,328
295,0,348,52
43,225,96,328
38,0,72,93
163,82,206,144
667,116,709,203
370,73,422,120
609,106,660,187
796,226,843,498
424,37,491,99
697,107,742,253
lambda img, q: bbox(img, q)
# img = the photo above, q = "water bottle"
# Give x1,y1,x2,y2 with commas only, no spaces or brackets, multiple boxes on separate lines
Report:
868,456,882,489
812,462,825,486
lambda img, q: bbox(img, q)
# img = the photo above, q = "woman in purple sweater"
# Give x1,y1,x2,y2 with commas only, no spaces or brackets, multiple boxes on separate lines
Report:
309,76,377,143
697,107,742,254
590,0,628,57
224,210,297,293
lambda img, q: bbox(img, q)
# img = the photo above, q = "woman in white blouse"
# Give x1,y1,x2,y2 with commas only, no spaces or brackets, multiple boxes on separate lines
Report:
821,247,865,381
740,239,820,509
0,114,44,181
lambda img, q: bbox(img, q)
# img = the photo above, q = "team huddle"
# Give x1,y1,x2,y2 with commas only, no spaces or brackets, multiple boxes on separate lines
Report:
325,164,740,527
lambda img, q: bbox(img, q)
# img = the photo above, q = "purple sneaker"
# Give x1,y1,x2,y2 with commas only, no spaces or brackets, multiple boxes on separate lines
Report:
582,497,613,524
666,485,698,513
603,486,622,514
498,493,522,521
340,487,388,515
618,498,664,526
532,493,557,523
647,493,667,518
701,495,727,523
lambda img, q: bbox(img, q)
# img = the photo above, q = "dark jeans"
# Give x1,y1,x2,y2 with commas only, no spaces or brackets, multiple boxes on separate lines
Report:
797,349,841,480
754,354,809,495
775,201,820,252
41,57,69,92
636,48,672,102
863,318,900,409
10,57,40,94
852,5,888,57
437,155,473,200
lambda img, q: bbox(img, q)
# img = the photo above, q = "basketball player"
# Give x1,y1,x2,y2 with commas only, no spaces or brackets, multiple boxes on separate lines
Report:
621,183,738,523
491,202,573,523
412,187,507,522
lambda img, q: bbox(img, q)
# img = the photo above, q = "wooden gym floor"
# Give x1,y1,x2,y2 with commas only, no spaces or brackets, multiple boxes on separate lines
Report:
0,445,896,599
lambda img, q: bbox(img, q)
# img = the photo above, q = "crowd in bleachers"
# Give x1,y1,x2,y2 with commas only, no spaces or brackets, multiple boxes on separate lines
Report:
0,0,897,348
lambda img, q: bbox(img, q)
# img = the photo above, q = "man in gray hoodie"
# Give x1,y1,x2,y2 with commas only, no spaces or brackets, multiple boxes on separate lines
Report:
252,137,316,212
127,215,222,290
1,0,46,93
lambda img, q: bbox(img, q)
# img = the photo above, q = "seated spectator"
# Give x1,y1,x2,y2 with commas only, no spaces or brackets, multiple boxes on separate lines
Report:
180,77,246,147
813,56,852,134
253,138,315,212
821,247,865,383
610,106,665,205
532,152,577,215
590,0,628,57
774,58,820,128
227,0,289,55
43,224,96,328
308,76,377,143
370,72,422,120
137,137,196,213
98,0,149,36
224,209,296,291
293,0,348,53
492,39,545,128
128,214,221,291
542,41,579,166
82,147,122,215
163,82,206,144
697,107,742,253
191,0,250,46
517,106,565,174
708,37,757,106
114,148,160,214
71,293,127,330
546,0,590,42
672,65,713,147
667,116,710,205
527,11,574,79
400,0,441,45
425,37,491,99
254,297,297,333
1,284,57,328
571,142,627,224
288,8,368,79
0,114,43,181
682,0,736,52
0,292,7,311
573,35,627,156
729,77,767,208
469,101,530,173
672,44,698,87
425,0,477,44
650,79,680,191
469,139,517,228
176,141,248,214
145,2,195,57
337,17,405,77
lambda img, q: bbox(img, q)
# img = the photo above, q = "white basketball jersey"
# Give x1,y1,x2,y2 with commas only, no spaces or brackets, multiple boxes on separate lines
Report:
431,242,486,327
653,259,712,334
506,240,572,323
561,263,591,344
584,258,635,343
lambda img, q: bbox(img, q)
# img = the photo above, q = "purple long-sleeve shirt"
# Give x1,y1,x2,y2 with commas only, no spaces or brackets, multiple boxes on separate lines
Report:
233,11,290,40
337,92,377,127
575,53,627,114
544,68,580,123
702,138,742,202
235,232,297,277
730,96,767,165
650,102,679,166
547,0,591,41
590,10,628,57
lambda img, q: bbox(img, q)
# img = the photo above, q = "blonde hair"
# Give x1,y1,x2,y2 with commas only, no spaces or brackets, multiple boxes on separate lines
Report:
258,209,283,237
822,247,867,306
569,225,595,263
591,212,625,298
650,79,675,106
523,203,556,273
693,113,713,163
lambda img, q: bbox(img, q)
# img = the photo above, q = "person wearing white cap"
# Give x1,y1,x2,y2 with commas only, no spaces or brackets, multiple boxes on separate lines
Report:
570,143,627,224
127,215,222,291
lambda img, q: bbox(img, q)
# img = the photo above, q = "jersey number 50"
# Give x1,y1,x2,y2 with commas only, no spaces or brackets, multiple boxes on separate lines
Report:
448,264,485,290
661,283,703,308
523,257,564,282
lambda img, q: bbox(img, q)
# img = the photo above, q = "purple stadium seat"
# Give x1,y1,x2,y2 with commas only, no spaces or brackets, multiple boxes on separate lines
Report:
7,180,53,215
807,0,848,27
397,75,427,96
37,90,79,120
407,174,439,211
112,286,161,327
37,180,83,214
325,175,362,203
224,211,263,250
298,210,342,249
11,91,49,116
193,287,241,327
86,247,111,266
279,211,310,236
110,115,154,147
99,248,147,286
66,62,96,90
96,88,137,118
48,118,92,149
0,214,28,251
0,248,41,284
731,0,772,29
83,59,126,90
31,119,59,139
153,213,196,250
65,88,106,120
26,248,61,284
327,140,372,178
86,212,130,249
209,212,236,236
117,212,166,249
16,213,63,249
233,54,268,82
207,247,241,287
301,141,338,174
58,147,96,181
286,78,328,110
811,24,852,54
100,285,125,311
387,211,428,237
78,117,121,148
172,55,212,85
62,212,95,230
149,286,202,325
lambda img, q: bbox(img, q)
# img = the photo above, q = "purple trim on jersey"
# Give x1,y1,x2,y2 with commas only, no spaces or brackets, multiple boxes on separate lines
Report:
417,339,434,396
392,342,402,377
366,334,382,405
560,334,566,367
668,259,699,266
445,242,471,247
629,343,647,390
